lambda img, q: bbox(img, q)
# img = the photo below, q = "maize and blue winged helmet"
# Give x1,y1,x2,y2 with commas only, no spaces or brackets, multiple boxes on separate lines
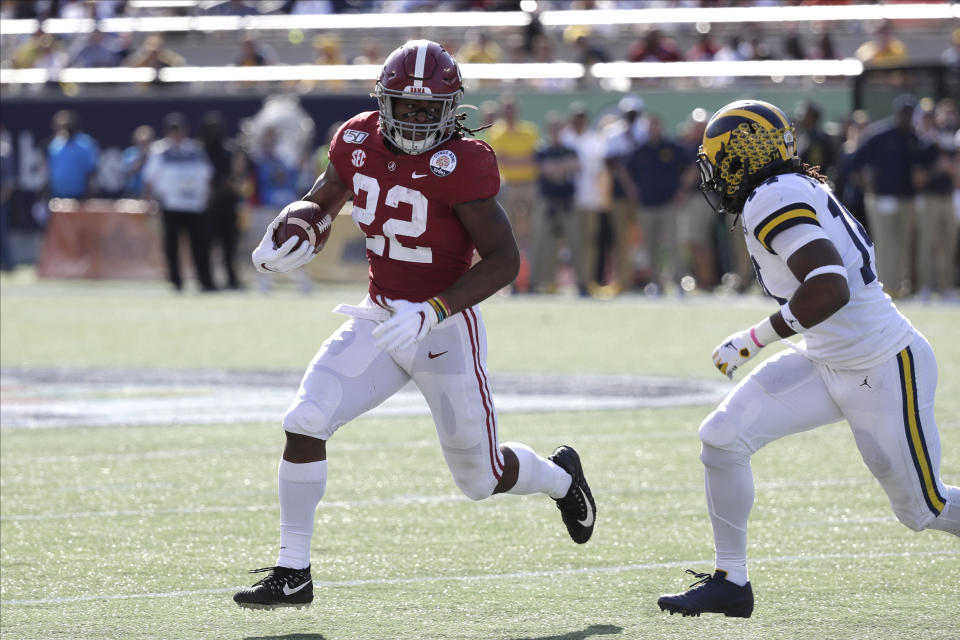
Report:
698,99,800,215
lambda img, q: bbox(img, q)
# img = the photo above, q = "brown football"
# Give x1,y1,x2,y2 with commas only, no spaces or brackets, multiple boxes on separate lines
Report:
272,200,332,255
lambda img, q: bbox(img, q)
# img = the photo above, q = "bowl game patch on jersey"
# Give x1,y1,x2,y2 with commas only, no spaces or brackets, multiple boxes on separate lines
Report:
430,150,457,177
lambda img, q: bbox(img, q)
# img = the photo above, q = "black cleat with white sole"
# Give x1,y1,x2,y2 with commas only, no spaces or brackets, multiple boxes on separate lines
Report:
548,445,596,544
657,569,754,618
233,565,313,610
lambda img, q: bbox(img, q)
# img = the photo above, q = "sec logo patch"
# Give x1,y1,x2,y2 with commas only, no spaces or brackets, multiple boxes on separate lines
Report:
429,150,457,177
351,149,366,168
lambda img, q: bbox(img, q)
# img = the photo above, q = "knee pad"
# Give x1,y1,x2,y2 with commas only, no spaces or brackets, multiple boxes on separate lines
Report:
699,408,742,451
282,398,333,438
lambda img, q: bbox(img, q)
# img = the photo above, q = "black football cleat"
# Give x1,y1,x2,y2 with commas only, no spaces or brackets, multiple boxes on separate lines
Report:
549,445,596,544
657,569,754,618
233,565,313,610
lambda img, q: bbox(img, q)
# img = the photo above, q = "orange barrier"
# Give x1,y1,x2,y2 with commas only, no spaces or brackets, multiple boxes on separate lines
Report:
36,199,166,280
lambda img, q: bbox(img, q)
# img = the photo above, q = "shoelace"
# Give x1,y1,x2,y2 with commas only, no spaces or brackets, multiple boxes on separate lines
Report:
684,569,714,589
246,566,304,589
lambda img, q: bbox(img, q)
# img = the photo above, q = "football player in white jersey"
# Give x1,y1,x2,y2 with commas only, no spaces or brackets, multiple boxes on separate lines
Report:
657,100,959,618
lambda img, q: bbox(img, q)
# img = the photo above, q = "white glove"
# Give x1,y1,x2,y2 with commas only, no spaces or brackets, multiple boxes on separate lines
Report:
372,299,441,352
712,329,763,379
251,214,315,274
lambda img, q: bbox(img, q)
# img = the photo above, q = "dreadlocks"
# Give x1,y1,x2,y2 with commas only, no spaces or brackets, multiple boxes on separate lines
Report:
800,162,829,184
451,112,492,139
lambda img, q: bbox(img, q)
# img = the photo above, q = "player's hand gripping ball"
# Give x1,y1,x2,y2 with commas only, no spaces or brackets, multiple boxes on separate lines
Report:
252,201,332,274
272,200,333,255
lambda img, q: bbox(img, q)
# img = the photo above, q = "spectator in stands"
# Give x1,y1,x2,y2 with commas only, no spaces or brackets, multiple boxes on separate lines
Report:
711,35,749,87
47,110,98,199
203,112,244,290
143,113,216,293
833,109,871,231
530,34,574,91
796,101,838,182
943,28,960,68
628,28,681,63
851,94,921,297
488,95,540,287
714,35,749,63
856,19,908,67
685,32,719,62
122,124,155,197
14,31,68,73
288,1,335,14
125,34,185,71
67,28,122,67
529,111,586,296
812,33,837,60
603,95,648,293
561,102,608,293
235,35,277,66
624,113,696,296
782,30,806,60
206,0,259,15
312,33,345,66
472,100,499,145
351,38,382,65
0,124,15,271
912,99,958,299
250,126,312,293
569,28,610,87
459,31,501,64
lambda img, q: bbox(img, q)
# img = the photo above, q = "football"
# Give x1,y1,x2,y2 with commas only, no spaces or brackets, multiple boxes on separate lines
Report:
272,200,333,255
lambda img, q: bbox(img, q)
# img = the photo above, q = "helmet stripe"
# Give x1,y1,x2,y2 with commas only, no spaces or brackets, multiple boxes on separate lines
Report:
413,40,428,87
718,108,779,130
748,102,790,129
705,114,754,140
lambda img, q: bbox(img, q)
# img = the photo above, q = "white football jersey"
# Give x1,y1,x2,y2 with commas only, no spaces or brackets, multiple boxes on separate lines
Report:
741,172,915,369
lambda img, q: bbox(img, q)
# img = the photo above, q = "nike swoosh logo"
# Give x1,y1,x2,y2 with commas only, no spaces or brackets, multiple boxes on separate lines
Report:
577,486,594,527
428,351,448,359
411,172,428,179
282,580,311,596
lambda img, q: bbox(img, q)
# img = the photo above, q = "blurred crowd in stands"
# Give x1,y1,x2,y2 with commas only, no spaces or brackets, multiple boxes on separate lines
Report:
3,0,959,97
1,89,958,301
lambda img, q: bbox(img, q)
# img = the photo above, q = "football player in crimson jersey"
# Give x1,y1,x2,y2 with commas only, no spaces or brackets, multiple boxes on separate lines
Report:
235,40,596,610
657,100,959,619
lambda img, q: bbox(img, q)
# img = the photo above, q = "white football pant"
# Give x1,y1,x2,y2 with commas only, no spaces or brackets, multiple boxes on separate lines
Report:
283,296,505,500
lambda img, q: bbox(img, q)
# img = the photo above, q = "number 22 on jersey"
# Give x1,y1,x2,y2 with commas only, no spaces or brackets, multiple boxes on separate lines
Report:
352,172,432,264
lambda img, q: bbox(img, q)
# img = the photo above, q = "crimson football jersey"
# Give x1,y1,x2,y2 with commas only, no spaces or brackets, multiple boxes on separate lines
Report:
328,111,501,302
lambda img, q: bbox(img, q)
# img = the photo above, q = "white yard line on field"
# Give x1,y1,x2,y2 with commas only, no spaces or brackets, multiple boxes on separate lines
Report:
1,475,884,521
3,549,957,606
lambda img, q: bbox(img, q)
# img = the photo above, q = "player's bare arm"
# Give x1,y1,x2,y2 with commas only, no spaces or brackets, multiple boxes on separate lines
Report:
770,238,850,337
303,157,352,217
442,197,521,314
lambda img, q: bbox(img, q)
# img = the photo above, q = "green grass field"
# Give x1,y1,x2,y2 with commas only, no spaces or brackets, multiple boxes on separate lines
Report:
1,273,958,640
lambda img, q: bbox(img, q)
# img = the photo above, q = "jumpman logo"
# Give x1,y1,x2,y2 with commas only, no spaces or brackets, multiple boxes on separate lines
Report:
860,377,871,389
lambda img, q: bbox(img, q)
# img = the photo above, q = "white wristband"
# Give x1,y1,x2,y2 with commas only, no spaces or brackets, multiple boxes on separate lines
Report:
804,265,848,282
749,317,779,348
780,302,806,333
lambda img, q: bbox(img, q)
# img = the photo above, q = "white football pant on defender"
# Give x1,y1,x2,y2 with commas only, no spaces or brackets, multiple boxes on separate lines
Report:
698,334,959,585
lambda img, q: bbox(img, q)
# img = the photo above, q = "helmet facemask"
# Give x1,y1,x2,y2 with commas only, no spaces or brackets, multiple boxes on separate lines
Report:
696,148,725,215
375,83,462,155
